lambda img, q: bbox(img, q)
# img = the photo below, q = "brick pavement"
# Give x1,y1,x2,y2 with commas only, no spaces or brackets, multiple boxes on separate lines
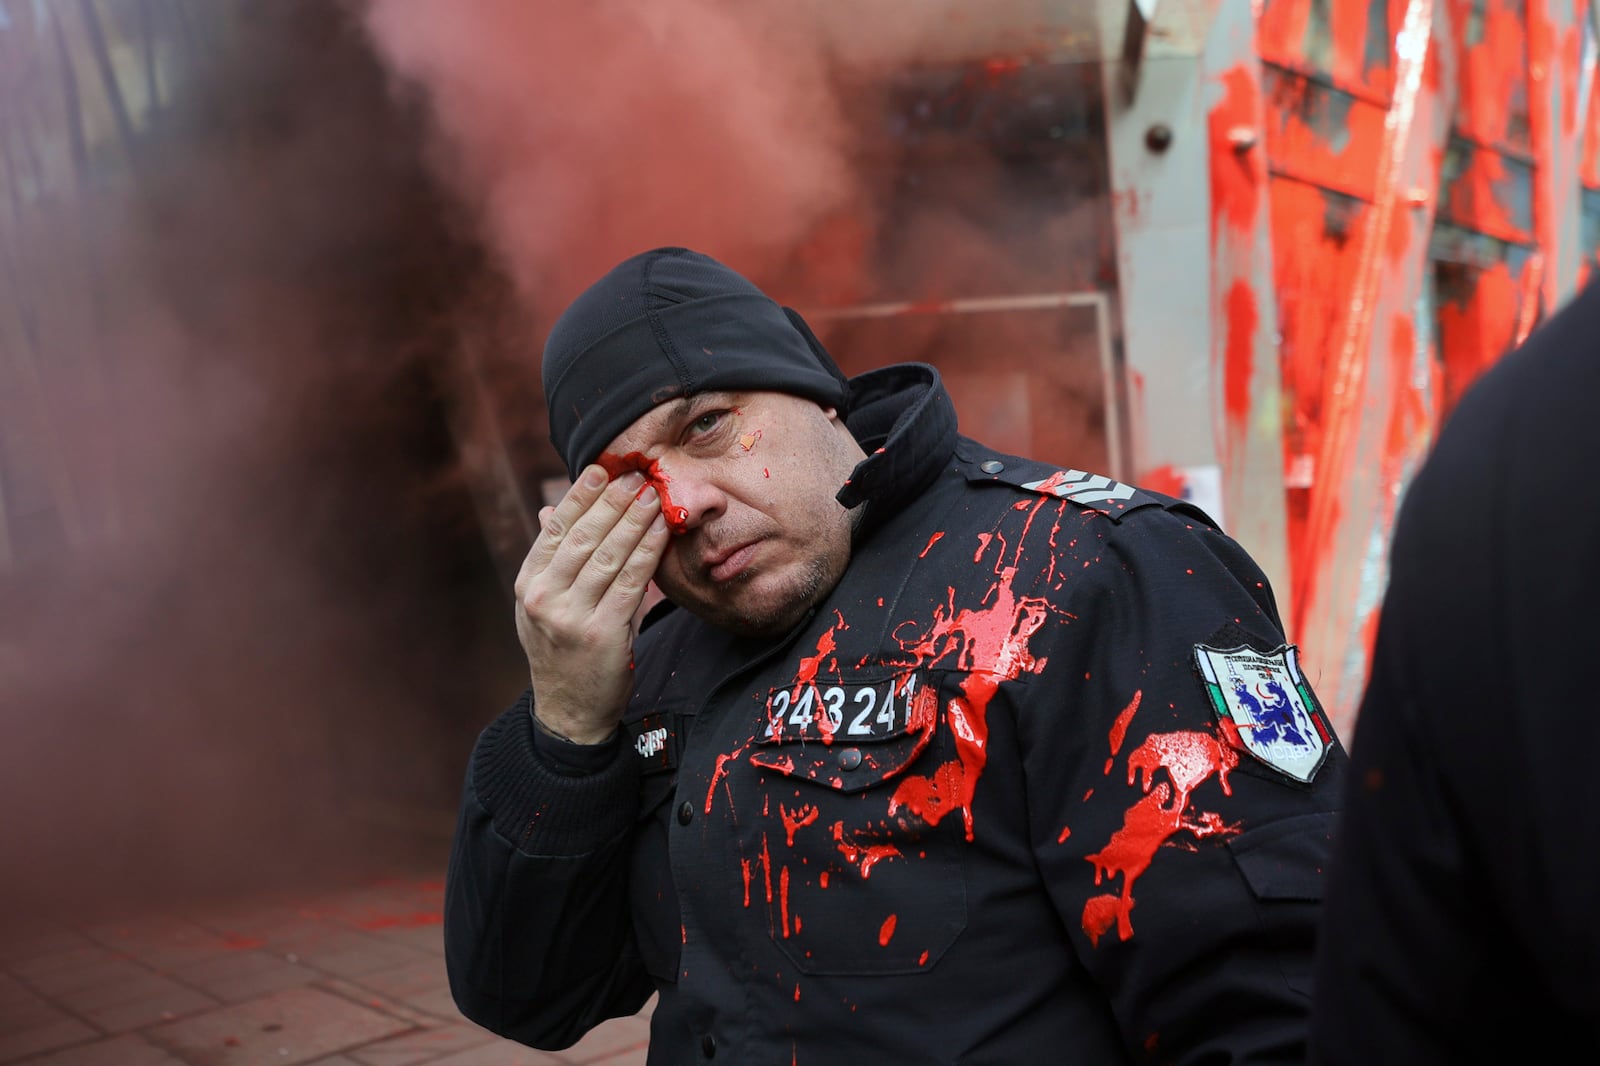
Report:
0,871,652,1066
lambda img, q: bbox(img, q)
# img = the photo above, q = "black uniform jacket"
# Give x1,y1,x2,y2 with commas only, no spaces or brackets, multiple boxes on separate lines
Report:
1311,280,1600,1064
447,364,1347,1065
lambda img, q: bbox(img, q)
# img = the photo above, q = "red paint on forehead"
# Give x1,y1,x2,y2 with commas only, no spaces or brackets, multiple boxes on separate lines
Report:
596,450,690,534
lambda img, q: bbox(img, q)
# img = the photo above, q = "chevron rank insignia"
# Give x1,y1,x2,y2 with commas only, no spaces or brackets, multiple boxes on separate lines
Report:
1015,468,1171,520
1193,643,1332,784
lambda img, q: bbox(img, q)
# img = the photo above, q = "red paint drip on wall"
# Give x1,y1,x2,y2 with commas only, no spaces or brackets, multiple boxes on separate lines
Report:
1222,281,1258,433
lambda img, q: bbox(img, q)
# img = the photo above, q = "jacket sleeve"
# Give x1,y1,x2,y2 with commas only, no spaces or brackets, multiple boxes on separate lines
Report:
1020,505,1346,1064
444,689,654,1049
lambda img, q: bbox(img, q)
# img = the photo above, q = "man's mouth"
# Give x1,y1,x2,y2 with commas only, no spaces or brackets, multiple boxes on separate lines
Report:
703,540,761,583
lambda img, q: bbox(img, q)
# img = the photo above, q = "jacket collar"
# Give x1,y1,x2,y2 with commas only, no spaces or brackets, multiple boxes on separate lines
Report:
836,363,958,538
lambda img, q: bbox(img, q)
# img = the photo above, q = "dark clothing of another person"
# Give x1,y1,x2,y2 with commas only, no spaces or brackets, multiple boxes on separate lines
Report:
1311,280,1600,1064
448,363,1346,1064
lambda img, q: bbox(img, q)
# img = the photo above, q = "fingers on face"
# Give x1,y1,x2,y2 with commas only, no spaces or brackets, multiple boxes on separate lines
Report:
520,465,666,605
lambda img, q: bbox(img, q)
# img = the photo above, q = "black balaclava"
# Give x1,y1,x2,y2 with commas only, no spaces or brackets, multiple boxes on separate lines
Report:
542,247,850,477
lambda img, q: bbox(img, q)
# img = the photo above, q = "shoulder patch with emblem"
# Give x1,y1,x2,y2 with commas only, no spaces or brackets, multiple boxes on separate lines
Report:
1193,643,1332,784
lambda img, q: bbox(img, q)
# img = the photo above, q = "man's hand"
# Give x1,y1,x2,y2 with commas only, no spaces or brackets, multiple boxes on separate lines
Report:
514,465,671,744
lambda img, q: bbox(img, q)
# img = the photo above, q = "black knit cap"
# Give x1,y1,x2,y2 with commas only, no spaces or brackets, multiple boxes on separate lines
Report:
542,247,850,477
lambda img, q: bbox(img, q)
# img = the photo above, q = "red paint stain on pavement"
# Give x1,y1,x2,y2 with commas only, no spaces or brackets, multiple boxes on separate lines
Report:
353,912,442,930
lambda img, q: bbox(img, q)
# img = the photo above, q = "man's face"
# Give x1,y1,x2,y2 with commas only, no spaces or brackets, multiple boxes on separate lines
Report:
600,390,866,636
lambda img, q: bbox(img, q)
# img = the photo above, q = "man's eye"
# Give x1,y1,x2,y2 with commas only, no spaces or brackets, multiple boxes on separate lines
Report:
689,411,724,435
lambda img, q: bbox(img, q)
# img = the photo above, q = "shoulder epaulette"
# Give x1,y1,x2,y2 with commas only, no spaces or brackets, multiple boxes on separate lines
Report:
956,449,1193,524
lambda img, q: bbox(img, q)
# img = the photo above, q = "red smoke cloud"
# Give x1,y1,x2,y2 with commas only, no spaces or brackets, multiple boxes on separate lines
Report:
361,0,860,313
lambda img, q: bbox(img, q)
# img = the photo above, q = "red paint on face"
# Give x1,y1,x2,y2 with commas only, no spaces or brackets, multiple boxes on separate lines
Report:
738,429,763,451
919,532,944,558
878,913,897,946
596,450,690,533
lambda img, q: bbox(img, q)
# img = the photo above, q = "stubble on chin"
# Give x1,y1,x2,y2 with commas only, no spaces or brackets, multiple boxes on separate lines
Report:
691,553,833,637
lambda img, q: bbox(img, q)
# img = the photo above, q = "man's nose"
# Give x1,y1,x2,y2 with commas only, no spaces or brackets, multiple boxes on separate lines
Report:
658,465,726,532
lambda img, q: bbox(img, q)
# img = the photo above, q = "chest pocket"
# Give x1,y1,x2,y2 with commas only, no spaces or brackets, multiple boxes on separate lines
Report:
744,670,969,976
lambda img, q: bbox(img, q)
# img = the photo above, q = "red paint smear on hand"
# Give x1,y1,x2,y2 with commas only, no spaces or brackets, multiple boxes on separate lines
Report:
596,451,690,534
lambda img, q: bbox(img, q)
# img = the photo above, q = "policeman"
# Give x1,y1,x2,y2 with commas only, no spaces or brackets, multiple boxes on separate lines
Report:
445,247,1346,1064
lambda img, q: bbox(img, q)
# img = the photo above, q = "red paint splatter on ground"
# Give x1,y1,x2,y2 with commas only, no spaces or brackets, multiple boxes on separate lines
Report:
596,450,690,533
353,912,442,931
878,913,897,946
919,532,944,558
